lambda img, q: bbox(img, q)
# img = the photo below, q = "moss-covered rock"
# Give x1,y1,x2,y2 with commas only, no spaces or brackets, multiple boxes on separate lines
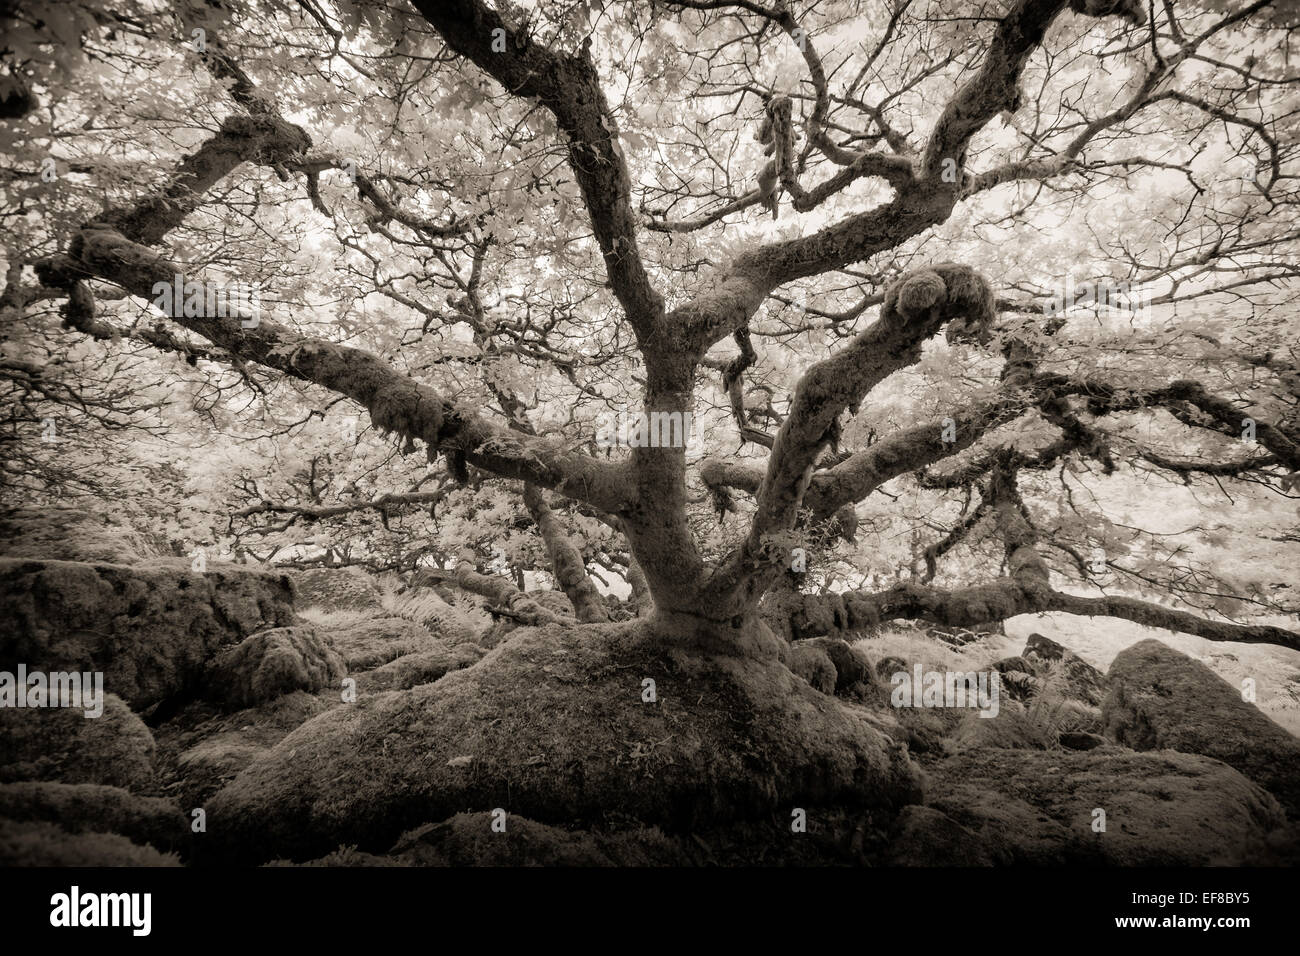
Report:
0,819,180,866
0,506,166,564
798,636,873,695
321,617,441,670
788,641,837,694
202,626,346,710
874,656,908,682
355,644,484,693
0,782,189,854
926,747,1286,865
1059,731,1107,751
1103,639,1300,817
1247,822,1300,866
0,692,155,789
388,807,897,866
288,567,384,614
0,558,296,710
203,621,923,863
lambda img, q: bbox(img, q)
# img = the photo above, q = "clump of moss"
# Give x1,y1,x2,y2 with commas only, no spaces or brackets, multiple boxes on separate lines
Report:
788,642,836,694
203,626,346,709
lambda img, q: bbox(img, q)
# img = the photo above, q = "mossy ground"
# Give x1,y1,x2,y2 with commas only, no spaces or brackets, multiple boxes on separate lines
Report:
3,557,1298,867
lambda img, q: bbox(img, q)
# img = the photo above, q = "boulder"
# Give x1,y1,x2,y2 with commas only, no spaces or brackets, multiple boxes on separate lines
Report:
202,626,346,710
288,567,384,614
927,748,1285,865
1247,822,1300,866
0,782,189,854
1022,633,1107,705
203,621,923,864
992,656,1033,675
0,692,155,789
788,641,837,694
1022,633,1066,661
0,506,166,564
1060,731,1107,751
0,558,296,710
0,819,179,866
799,637,873,694
390,808,886,867
1103,639,1300,817
874,656,909,683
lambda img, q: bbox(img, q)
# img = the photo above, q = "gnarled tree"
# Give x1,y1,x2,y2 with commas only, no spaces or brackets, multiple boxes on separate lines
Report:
4,0,1299,658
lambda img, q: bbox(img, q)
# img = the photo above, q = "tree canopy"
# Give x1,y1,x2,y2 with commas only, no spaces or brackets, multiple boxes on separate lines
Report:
3,0,1299,653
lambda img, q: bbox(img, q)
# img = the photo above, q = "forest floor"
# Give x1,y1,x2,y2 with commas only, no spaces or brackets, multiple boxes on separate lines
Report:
2,531,1299,866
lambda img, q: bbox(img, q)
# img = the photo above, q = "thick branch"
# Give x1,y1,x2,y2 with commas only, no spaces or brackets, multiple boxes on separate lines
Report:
773,579,1300,651
698,264,997,614
751,264,995,538
523,483,610,623
98,113,311,245
410,0,664,336
35,230,632,514
443,563,564,626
